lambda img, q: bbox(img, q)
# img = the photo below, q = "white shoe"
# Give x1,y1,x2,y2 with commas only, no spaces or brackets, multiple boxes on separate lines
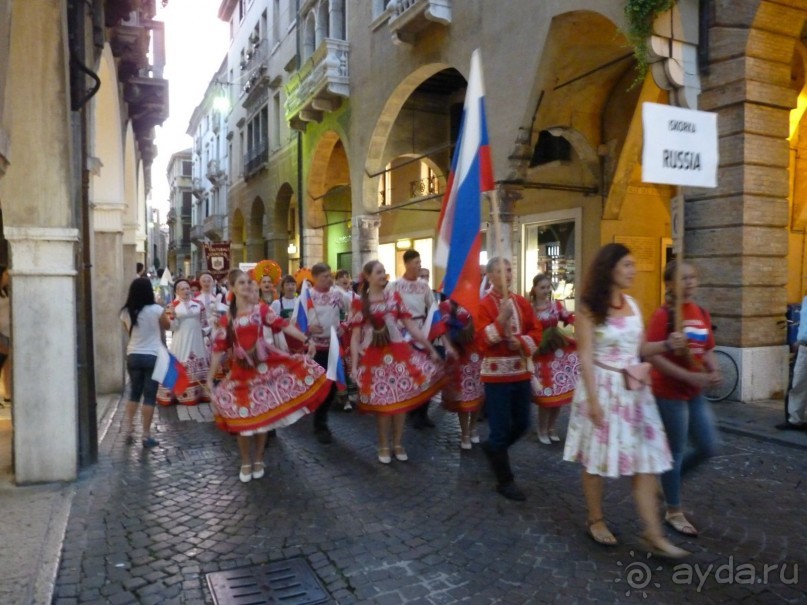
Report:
460,438,472,450
537,431,551,445
239,465,253,483
470,431,480,444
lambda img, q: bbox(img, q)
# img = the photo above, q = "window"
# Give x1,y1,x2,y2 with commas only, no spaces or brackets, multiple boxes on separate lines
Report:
181,192,192,216
181,160,192,176
271,92,281,149
244,106,269,177
261,9,267,41
272,0,280,44
239,0,246,22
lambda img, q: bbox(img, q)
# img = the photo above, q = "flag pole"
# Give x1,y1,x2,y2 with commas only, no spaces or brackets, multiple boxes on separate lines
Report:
489,187,510,302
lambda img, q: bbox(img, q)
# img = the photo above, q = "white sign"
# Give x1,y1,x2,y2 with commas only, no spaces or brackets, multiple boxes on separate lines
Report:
642,102,718,188
239,262,257,272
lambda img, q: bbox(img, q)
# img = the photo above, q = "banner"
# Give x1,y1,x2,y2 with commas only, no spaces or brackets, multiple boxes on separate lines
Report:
204,242,231,279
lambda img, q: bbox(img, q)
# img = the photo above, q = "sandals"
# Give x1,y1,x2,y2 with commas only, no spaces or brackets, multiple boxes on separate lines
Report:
586,518,618,546
378,447,391,464
252,461,265,480
665,512,699,537
640,534,691,559
393,446,408,462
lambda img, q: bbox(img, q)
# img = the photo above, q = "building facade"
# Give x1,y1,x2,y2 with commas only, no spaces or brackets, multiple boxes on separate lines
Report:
0,0,167,482
186,59,231,275
166,149,194,278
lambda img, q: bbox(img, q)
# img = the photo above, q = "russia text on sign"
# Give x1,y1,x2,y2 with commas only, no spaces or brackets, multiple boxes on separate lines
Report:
641,102,718,188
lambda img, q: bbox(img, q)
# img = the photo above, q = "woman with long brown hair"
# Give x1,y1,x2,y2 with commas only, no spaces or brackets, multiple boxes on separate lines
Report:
207,269,332,482
562,243,689,558
349,260,444,463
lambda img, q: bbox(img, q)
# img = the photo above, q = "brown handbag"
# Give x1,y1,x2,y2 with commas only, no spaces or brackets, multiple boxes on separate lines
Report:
595,360,652,391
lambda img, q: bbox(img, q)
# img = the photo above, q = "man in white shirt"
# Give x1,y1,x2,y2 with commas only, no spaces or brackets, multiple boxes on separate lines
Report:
308,262,348,443
388,249,437,428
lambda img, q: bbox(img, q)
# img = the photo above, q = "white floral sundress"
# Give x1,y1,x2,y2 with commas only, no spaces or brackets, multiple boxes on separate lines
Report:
562,296,672,478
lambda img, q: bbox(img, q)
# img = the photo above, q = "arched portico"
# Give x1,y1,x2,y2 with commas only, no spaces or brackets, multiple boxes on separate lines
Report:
247,197,266,261
231,208,246,265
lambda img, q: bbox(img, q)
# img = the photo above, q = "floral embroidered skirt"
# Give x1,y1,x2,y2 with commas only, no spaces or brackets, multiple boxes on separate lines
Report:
212,349,331,435
563,365,672,477
532,343,580,408
356,342,445,415
441,348,484,413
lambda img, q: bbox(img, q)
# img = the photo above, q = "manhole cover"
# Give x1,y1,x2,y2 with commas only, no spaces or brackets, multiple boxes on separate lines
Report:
207,557,330,605
176,446,230,462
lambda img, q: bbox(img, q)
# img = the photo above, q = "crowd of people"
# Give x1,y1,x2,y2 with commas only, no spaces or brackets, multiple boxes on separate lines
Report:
120,243,723,559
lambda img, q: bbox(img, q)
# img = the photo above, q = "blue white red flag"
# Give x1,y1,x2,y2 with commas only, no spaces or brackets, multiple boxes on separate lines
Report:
326,326,347,391
434,49,494,319
291,280,313,334
424,302,444,341
152,346,190,396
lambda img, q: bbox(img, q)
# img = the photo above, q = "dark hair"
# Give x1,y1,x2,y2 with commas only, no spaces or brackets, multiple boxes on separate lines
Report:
174,278,190,294
335,269,350,281
121,277,156,334
0,265,8,298
403,249,420,264
580,243,631,325
311,262,331,277
136,262,144,274
360,260,382,318
530,273,551,303
228,269,245,318
157,267,165,278
280,275,297,288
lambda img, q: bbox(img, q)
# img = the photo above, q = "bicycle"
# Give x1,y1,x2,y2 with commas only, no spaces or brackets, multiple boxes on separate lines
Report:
703,349,739,402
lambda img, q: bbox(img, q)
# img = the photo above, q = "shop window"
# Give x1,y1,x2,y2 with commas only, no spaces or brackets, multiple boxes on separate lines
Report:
523,219,576,303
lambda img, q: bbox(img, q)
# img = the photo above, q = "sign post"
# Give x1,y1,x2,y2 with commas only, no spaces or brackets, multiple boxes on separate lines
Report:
641,102,718,332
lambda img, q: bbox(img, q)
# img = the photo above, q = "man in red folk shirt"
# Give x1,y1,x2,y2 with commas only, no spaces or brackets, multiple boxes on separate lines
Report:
476,257,542,501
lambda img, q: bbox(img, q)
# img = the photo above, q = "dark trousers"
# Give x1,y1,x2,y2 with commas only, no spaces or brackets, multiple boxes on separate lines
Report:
482,380,532,485
313,349,335,430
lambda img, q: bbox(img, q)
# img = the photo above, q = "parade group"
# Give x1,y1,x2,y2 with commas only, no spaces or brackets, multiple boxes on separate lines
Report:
120,243,722,559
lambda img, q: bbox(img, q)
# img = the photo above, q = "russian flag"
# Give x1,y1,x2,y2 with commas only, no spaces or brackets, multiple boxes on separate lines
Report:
152,346,190,396
291,280,313,334
326,326,347,391
424,302,445,341
434,49,494,320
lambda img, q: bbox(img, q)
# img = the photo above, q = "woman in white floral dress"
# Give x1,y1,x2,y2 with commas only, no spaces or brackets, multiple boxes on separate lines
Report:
563,243,689,558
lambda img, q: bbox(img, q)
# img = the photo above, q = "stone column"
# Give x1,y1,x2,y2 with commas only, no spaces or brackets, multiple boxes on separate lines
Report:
487,184,521,267
246,238,265,262
688,1,804,400
351,214,381,277
265,230,290,268
93,204,126,394
5,226,79,482
303,228,324,266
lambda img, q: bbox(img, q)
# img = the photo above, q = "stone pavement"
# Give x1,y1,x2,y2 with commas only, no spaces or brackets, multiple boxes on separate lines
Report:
49,398,807,605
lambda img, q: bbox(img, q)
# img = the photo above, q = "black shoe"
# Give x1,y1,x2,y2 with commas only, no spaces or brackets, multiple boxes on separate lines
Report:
496,482,526,501
775,421,805,431
315,428,333,444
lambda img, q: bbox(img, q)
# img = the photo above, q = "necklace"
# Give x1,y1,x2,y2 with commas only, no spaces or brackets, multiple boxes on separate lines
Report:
609,295,625,310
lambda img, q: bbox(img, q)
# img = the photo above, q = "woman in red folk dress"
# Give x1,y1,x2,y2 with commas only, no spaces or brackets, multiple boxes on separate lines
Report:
207,269,332,483
530,273,580,444
350,260,444,464
439,301,485,450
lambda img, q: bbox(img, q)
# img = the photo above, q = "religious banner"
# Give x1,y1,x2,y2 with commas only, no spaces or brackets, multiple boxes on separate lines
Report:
204,242,231,279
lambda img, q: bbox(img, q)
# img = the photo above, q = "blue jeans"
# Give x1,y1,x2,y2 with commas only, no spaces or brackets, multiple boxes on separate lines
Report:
484,380,532,451
127,353,158,406
656,394,720,507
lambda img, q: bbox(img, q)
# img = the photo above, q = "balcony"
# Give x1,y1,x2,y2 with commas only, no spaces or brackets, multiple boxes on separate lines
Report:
244,139,269,179
203,214,226,241
166,208,177,225
388,0,452,46
206,160,226,187
285,38,349,131
190,224,205,245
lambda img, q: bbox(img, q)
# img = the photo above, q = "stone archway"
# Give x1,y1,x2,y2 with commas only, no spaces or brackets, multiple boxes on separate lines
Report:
691,0,807,400
270,183,296,271
248,197,266,261
307,132,351,267
231,208,246,264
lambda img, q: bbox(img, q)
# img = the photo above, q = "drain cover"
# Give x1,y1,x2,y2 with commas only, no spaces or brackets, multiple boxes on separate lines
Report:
176,446,230,462
207,557,330,605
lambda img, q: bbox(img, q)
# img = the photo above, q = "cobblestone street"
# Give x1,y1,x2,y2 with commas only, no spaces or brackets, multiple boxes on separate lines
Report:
52,400,807,604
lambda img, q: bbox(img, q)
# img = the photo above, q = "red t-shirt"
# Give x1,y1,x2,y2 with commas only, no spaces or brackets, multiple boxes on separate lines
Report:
646,302,715,400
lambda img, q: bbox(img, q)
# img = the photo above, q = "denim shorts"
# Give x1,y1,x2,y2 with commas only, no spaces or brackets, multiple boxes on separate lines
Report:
127,353,158,406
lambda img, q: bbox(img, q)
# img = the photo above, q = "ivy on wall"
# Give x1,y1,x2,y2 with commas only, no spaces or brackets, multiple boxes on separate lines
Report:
624,0,676,86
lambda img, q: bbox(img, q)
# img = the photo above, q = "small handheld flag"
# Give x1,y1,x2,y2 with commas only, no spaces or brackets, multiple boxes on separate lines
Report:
291,281,313,334
326,326,347,391
152,346,190,396
424,302,445,341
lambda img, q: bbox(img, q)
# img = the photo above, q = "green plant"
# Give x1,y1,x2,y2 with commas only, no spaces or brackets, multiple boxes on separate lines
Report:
624,0,676,86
